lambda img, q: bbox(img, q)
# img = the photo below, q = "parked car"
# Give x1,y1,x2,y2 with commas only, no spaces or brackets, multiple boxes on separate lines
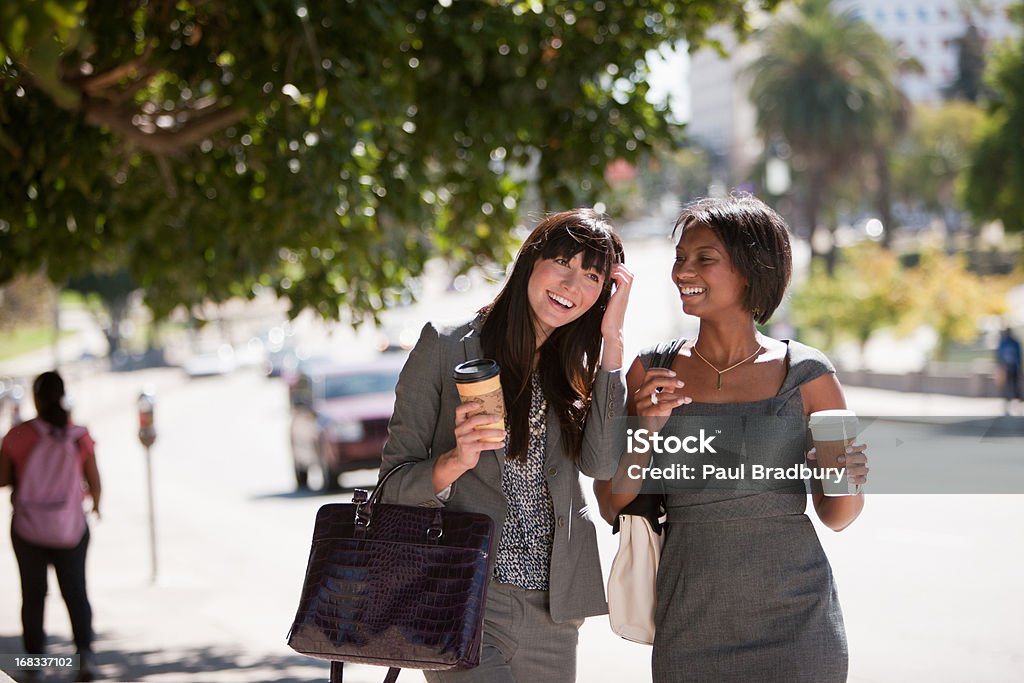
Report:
182,343,237,378
289,354,405,491
264,345,300,378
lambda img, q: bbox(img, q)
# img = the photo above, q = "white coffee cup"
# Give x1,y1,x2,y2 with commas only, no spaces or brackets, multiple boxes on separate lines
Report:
808,409,860,496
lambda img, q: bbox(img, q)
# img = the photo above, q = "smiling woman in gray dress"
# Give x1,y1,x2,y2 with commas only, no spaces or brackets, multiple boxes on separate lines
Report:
595,194,869,682
380,208,633,683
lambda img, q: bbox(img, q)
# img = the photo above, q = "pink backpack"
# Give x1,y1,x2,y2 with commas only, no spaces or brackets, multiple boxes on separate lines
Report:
13,419,88,548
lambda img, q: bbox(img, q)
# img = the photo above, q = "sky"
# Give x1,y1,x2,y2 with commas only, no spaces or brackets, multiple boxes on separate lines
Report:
646,40,691,124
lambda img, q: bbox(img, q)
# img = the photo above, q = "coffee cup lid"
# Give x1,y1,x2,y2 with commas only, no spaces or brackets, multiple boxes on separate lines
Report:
453,358,500,383
808,409,858,440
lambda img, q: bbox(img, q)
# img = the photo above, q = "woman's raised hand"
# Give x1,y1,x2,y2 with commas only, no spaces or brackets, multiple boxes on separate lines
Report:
600,263,634,370
601,264,634,339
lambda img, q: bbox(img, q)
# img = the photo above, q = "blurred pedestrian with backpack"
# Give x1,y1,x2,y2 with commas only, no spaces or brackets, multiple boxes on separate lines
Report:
0,371,101,682
996,328,1022,416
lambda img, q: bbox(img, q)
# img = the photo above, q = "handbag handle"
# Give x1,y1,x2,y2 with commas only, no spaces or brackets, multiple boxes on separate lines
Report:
367,460,415,506
353,461,440,536
330,660,400,683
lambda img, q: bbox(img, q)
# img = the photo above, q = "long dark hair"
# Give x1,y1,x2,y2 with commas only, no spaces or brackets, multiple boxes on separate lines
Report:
480,209,624,464
33,371,69,429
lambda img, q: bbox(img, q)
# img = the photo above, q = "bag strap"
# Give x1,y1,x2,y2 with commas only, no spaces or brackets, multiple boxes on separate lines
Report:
612,339,685,534
653,338,687,371
329,661,400,683
352,461,417,528
367,460,415,506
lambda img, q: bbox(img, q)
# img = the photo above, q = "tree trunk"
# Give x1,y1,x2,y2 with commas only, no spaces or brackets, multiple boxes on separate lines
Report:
875,149,894,249
805,171,828,271
824,226,839,275
103,298,128,358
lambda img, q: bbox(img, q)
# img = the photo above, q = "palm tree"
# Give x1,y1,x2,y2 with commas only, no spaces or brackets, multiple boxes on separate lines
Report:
870,83,913,249
747,0,903,271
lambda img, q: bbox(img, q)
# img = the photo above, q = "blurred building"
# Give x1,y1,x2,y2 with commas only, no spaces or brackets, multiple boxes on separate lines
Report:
687,25,764,195
836,0,1019,102
687,0,1020,188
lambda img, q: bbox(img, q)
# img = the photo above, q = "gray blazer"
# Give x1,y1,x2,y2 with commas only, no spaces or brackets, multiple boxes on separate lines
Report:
378,315,626,623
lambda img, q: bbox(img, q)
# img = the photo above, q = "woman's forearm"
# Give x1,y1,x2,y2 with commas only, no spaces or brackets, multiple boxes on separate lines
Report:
814,492,864,531
431,448,472,494
601,334,625,371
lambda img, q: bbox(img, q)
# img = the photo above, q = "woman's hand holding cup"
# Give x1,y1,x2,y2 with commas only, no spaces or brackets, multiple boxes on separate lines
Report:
807,443,870,487
451,401,506,470
808,409,867,495
841,444,870,486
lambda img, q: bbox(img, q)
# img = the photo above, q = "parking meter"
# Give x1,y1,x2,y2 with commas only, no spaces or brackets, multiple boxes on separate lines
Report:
138,389,156,447
137,387,158,581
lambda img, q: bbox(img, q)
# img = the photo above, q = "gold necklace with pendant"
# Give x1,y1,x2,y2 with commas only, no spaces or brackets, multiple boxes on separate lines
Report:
691,344,763,390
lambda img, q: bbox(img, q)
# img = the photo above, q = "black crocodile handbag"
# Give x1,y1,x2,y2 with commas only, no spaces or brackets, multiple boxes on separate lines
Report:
287,462,495,683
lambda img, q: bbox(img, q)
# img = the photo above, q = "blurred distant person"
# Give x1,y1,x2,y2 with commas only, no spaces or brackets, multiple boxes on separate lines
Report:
0,371,101,682
996,328,1022,416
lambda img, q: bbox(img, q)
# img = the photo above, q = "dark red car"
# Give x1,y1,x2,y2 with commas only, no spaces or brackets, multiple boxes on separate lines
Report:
288,354,405,491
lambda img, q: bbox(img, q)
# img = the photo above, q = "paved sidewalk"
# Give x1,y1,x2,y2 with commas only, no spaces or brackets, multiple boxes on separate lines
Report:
1,302,1018,681
843,384,1005,417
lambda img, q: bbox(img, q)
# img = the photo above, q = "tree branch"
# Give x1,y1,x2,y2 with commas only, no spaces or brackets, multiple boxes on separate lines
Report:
108,67,159,105
76,59,148,95
0,128,23,160
83,99,248,156
155,154,179,198
299,10,326,90
69,39,156,98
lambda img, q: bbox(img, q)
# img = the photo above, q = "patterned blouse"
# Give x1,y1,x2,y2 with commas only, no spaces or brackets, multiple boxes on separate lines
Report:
493,373,556,589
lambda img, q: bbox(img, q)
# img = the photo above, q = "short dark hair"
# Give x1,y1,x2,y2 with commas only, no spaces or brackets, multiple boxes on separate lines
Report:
672,193,792,325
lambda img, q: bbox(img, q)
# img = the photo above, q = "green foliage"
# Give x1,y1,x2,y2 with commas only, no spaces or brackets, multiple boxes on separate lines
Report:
0,0,780,321
892,101,984,213
789,243,910,356
964,2,1024,233
0,273,54,330
790,242,1010,362
788,261,848,350
0,326,72,361
749,0,900,165
902,249,1009,360
747,0,903,249
64,269,136,355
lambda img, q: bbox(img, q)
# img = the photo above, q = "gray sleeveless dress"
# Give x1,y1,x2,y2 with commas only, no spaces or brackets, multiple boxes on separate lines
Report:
644,339,848,683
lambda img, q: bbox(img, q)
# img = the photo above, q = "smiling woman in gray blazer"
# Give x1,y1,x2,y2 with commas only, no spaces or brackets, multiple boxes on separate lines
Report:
379,209,632,683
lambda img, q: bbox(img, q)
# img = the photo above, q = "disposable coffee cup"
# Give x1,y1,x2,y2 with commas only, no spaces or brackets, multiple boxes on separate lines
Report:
453,359,506,443
808,409,860,496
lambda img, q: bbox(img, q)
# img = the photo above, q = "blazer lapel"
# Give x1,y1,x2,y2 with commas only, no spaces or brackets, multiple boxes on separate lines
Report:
458,316,484,361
